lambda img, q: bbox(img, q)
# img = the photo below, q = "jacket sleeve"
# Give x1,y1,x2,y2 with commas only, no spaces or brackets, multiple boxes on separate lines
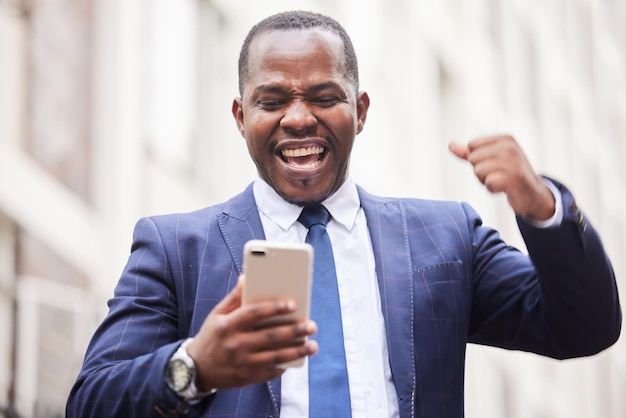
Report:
467,179,621,358
66,217,211,417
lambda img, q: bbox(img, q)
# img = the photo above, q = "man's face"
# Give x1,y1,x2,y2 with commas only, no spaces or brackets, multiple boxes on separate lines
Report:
233,29,369,206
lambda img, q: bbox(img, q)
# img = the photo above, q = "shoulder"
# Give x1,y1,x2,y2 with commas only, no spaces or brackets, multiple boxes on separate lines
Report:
138,184,257,237
357,185,477,222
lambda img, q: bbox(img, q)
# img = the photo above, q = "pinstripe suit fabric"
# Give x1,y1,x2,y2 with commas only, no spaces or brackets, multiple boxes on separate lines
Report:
67,181,621,418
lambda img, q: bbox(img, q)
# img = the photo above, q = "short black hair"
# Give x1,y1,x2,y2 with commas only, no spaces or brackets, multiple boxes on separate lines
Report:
237,10,359,95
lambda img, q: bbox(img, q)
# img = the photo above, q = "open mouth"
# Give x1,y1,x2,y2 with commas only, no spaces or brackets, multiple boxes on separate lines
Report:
280,146,326,169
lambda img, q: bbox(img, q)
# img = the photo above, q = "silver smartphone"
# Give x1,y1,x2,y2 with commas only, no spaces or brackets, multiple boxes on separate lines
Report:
242,239,313,367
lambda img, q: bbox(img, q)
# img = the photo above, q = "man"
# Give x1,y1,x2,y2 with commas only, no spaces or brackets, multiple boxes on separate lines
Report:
67,10,621,418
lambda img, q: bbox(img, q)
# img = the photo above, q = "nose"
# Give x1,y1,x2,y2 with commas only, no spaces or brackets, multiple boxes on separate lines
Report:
280,100,317,132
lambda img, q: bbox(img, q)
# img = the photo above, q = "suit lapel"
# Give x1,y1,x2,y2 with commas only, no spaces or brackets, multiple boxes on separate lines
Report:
359,188,416,417
219,185,416,415
217,184,282,414
218,184,266,275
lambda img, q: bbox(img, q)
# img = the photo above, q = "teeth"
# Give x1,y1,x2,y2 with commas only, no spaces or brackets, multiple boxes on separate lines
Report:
299,160,322,169
282,146,324,158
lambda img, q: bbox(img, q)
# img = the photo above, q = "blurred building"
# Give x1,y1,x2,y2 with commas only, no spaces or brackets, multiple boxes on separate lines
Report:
0,0,624,417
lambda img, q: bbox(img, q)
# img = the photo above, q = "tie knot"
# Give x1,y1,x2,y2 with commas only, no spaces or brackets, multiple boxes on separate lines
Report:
298,205,331,229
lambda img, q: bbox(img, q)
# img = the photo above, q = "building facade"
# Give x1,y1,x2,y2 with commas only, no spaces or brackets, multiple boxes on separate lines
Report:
0,0,624,416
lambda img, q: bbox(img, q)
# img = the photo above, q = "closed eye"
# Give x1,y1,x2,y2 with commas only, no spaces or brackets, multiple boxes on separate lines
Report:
256,100,286,110
310,97,340,107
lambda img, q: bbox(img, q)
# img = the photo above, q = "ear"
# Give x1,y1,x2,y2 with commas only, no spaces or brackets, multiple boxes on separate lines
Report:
232,98,245,137
356,91,370,134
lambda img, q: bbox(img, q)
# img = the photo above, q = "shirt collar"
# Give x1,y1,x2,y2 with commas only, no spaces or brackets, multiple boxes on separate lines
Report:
253,177,361,232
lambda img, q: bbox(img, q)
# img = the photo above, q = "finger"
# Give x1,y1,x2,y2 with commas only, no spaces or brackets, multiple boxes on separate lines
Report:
247,338,319,368
472,159,508,183
482,172,508,194
467,134,510,151
247,319,317,352
470,135,526,164
233,299,299,331
465,140,505,166
448,141,469,160
211,339,319,389
216,363,287,389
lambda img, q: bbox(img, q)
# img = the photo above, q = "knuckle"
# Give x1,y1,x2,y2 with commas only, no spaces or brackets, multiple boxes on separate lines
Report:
485,180,500,193
273,353,286,365
222,340,239,357
265,330,279,342
247,304,263,318
293,322,308,337
294,345,307,357
213,317,230,339
222,336,246,360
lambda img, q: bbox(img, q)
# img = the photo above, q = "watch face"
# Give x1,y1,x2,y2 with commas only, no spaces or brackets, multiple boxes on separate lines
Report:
167,358,192,392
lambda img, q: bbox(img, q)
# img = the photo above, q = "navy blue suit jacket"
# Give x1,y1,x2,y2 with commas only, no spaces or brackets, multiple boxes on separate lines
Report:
67,181,621,417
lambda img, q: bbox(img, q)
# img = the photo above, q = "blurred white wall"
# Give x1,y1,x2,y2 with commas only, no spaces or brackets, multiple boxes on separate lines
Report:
0,0,624,416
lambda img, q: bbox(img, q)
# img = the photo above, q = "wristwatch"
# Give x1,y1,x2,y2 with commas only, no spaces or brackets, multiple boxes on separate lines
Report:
165,338,216,402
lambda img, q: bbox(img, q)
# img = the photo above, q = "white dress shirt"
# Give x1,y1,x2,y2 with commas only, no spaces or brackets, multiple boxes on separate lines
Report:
253,177,400,418
252,176,562,418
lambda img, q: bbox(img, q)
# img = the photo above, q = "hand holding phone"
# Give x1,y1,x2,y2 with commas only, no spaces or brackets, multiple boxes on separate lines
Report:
242,240,313,367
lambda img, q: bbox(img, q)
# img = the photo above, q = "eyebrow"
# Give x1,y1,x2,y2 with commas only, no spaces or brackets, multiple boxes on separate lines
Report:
254,81,345,95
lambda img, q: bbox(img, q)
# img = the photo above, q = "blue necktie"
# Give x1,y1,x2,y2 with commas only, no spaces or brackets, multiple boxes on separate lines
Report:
298,205,351,417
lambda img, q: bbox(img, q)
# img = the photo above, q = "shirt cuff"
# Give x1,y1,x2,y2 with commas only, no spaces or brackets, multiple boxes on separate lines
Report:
522,179,563,228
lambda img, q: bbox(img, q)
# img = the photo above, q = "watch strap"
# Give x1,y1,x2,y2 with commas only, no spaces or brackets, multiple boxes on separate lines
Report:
167,338,216,402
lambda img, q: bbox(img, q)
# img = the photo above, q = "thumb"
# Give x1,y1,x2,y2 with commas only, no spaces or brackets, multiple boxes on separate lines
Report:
214,275,245,314
448,141,469,160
